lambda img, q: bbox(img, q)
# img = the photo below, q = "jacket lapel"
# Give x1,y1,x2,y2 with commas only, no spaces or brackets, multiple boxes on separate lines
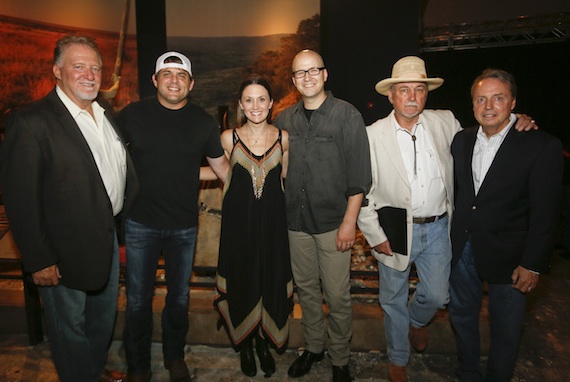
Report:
380,112,410,186
48,90,107,188
464,127,478,197
476,126,518,196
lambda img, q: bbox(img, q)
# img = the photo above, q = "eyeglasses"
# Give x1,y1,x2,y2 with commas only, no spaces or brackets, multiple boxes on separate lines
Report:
292,67,326,78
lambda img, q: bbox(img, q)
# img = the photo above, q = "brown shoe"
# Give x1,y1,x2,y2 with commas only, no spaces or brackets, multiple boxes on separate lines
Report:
409,324,429,352
388,364,408,382
165,358,191,382
99,369,127,382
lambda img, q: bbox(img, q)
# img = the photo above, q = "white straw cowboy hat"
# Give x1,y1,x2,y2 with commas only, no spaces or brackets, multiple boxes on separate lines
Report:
375,56,444,96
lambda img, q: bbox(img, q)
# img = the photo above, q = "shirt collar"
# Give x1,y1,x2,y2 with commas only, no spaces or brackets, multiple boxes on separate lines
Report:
391,111,423,133
293,90,333,116
55,85,101,118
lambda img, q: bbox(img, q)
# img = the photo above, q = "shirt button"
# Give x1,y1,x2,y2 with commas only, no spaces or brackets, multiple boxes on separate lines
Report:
471,205,477,210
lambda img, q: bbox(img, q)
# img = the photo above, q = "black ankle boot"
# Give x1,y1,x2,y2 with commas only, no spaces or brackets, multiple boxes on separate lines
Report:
255,334,276,376
240,339,257,377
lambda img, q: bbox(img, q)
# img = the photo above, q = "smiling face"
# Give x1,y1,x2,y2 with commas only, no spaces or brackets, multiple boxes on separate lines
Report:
152,67,194,109
239,84,273,125
291,50,328,106
52,43,102,109
472,77,516,135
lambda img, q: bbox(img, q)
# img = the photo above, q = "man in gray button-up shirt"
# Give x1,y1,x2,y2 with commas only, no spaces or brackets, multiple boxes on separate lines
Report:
274,49,371,382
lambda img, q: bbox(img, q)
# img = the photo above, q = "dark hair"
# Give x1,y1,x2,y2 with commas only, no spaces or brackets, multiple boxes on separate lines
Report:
471,68,517,99
237,76,274,126
163,55,183,64
54,35,102,66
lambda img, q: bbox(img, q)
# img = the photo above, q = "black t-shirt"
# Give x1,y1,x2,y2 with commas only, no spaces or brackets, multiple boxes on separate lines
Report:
118,97,224,228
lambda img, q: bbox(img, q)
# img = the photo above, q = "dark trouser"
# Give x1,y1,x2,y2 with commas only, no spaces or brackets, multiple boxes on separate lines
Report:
449,239,526,382
40,234,120,382
123,218,196,374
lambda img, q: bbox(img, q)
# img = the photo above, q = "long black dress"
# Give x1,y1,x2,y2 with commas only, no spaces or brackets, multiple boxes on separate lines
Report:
215,129,293,351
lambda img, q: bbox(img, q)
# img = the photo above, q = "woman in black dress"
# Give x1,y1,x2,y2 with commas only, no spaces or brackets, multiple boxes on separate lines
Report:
214,76,293,377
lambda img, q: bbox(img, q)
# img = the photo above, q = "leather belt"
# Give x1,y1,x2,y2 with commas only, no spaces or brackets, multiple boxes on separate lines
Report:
412,212,447,224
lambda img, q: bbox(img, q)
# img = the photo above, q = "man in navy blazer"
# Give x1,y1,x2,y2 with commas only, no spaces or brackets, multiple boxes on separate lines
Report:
449,69,562,381
0,35,138,382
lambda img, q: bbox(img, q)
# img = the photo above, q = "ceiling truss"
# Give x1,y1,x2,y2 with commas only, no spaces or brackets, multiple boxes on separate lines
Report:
420,12,569,52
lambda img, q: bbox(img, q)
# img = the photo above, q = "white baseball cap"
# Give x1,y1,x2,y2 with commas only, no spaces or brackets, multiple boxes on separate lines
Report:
155,51,192,75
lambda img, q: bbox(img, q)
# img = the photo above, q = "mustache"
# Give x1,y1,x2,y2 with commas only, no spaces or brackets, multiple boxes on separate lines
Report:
405,102,420,107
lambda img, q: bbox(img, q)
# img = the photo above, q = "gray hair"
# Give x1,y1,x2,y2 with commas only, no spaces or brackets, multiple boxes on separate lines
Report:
53,35,102,66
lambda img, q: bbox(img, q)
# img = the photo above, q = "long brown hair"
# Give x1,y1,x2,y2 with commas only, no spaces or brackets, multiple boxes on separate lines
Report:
237,76,274,126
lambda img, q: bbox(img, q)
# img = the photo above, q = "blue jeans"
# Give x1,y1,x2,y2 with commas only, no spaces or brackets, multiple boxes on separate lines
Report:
449,239,526,382
40,233,119,382
123,218,197,374
379,216,451,366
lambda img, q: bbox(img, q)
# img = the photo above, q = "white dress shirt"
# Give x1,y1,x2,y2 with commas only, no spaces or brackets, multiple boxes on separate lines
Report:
394,116,446,218
472,113,516,195
56,86,127,216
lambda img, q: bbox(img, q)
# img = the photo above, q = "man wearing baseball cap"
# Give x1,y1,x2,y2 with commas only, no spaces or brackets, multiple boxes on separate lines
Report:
118,52,229,382
357,56,536,382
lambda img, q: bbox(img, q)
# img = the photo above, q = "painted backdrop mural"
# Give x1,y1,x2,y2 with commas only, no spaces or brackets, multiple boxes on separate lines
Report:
0,0,320,129
165,0,320,128
0,0,138,120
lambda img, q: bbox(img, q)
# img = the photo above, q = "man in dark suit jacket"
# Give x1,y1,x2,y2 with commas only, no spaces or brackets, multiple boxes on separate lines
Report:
0,35,138,382
449,69,562,382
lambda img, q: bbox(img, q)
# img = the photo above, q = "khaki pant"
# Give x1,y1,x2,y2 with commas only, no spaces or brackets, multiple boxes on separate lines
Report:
288,229,352,366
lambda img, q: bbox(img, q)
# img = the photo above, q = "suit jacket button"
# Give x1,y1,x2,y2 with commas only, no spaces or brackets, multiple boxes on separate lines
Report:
471,205,477,210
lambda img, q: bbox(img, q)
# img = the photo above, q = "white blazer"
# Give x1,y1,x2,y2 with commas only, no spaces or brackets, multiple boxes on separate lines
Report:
357,109,461,271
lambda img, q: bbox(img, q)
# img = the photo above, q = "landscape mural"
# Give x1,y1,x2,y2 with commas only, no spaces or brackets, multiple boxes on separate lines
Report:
0,0,320,130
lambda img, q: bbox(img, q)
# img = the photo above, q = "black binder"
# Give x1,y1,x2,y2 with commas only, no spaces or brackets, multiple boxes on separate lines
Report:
376,206,407,256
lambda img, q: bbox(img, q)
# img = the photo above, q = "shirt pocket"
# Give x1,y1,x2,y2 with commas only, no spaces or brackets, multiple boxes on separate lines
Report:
314,136,335,160
424,147,443,181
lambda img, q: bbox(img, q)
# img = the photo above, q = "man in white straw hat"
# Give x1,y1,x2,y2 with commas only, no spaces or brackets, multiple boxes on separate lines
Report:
357,56,536,382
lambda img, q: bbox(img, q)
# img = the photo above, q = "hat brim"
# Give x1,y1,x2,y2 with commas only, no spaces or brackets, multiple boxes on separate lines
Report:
375,77,444,96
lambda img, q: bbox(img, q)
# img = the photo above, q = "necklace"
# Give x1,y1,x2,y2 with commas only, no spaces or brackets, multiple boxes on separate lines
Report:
246,126,268,199
401,124,418,176
247,126,264,145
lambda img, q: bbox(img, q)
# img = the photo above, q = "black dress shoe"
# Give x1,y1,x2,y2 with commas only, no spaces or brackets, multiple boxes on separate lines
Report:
287,350,325,378
164,358,191,382
240,339,257,377
126,370,151,382
255,334,276,376
332,365,352,382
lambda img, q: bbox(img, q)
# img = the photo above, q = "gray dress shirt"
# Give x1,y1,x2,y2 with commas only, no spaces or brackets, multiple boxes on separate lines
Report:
274,91,371,234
